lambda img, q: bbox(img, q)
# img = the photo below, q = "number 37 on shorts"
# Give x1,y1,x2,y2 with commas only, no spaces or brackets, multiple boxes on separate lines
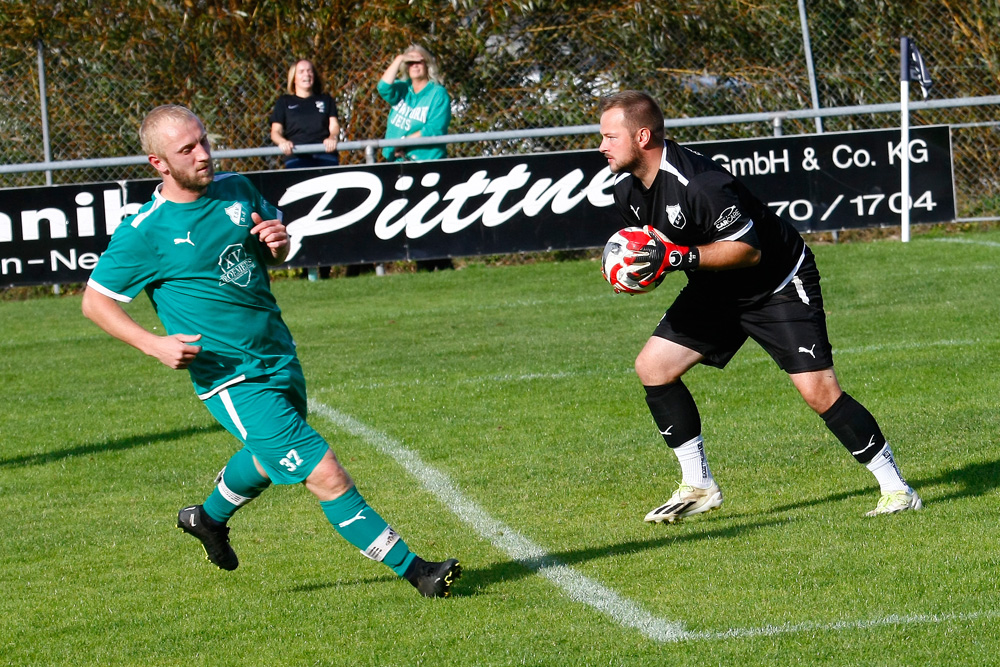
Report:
280,449,304,472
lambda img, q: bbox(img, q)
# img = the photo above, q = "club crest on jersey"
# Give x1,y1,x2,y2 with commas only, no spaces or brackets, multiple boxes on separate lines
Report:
218,243,255,287
714,205,741,230
315,100,326,113
224,202,248,227
666,204,686,229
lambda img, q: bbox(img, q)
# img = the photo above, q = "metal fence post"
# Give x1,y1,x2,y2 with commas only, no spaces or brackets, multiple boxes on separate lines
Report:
36,41,53,186
797,0,824,134
37,40,61,293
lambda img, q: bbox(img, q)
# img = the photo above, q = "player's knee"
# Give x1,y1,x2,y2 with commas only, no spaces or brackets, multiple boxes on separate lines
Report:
635,353,683,385
304,452,355,500
801,384,842,414
791,368,841,414
634,355,656,384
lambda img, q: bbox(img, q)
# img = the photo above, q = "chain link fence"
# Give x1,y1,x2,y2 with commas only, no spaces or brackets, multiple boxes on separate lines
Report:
1,1,997,218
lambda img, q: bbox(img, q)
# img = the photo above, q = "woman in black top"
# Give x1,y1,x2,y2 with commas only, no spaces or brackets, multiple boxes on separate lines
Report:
270,60,341,169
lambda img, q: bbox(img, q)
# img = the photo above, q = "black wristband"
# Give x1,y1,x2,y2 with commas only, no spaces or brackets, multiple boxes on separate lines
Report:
686,246,700,269
668,246,700,270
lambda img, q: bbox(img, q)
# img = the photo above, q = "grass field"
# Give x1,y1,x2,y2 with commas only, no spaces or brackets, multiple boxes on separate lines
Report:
2,229,999,666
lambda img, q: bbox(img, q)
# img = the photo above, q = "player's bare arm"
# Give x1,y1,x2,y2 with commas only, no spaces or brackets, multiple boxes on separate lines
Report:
82,287,202,369
625,228,762,288
250,211,290,265
695,240,760,271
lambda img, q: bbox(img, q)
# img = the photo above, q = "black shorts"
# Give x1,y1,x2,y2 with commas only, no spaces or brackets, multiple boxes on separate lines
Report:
652,249,834,373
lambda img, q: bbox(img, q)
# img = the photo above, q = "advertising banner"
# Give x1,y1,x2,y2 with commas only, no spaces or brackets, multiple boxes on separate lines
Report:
700,125,954,232
0,126,954,287
242,150,619,267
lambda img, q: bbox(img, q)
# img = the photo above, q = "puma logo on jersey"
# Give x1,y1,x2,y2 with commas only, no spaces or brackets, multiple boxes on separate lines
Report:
173,231,195,246
798,344,817,358
338,510,367,528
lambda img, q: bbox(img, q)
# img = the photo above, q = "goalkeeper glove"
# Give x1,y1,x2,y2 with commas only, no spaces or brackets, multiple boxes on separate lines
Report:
626,225,700,286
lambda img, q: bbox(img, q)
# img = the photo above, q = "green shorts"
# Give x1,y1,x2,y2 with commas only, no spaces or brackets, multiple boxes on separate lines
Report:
202,359,328,484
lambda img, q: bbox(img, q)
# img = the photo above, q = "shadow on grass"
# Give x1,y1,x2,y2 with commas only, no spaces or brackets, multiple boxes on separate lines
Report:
0,423,225,469
279,460,1000,598
459,516,788,595
912,458,1000,503
287,577,397,593
284,516,786,597
752,457,1000,516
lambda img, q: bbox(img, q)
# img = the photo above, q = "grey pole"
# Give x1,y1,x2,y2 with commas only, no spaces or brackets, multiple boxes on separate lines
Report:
37,40,53,186
37,40,61,293
900,37,912,242
797,0,824,133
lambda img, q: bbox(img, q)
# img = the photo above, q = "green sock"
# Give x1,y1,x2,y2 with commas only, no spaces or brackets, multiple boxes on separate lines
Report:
202,447,271,523
320,486,416,577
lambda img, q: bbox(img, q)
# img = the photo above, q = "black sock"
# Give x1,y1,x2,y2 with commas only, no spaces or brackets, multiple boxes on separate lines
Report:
201,510,225,528
820,392,887,464
404,556,426,585
644,381,702,448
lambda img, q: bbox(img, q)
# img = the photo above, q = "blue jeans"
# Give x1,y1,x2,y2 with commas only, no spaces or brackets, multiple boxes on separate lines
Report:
285,153,340,169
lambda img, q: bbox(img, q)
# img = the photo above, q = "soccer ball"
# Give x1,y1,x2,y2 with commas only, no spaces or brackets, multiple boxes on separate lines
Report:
601,226,666,294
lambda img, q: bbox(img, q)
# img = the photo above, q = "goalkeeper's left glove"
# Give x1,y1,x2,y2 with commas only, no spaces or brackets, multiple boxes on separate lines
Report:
627,225,701,287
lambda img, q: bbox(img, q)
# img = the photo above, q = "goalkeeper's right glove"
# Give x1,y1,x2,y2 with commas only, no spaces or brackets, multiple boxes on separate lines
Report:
626,225,700,286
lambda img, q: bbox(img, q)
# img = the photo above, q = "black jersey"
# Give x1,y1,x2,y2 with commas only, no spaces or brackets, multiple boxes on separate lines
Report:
613,140,806,307
269,93,338,144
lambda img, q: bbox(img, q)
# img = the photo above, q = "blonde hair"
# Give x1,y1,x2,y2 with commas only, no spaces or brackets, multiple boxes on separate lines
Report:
286,59,324,95
139,104,202,156
396,44,442,84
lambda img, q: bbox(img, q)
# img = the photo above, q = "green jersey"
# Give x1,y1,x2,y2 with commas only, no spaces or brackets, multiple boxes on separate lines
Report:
88,173,296,399
377,79,451,161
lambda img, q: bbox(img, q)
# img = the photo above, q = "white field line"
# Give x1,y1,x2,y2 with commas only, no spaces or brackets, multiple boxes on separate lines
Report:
683,609,1000,641
310,399,996,643
309,399,686,643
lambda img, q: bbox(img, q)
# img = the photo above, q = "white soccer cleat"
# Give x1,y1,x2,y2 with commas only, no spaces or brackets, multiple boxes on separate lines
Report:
644,482,723,523
866,488,923,516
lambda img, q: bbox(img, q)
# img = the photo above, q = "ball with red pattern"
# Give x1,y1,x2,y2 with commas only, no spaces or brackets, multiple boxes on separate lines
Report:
601,226,668,294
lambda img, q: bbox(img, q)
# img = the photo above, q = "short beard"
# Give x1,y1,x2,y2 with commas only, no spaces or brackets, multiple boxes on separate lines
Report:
609,144,642,174
174,163,215,193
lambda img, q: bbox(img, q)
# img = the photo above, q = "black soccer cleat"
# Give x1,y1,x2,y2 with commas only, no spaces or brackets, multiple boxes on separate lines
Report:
404,557,462,598
177,505,239,571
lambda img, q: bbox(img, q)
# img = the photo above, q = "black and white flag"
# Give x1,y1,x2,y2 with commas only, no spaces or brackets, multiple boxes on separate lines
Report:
907,40,933,99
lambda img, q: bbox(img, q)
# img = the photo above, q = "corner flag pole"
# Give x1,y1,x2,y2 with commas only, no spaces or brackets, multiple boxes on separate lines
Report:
900,37,911,242
899,37,933,243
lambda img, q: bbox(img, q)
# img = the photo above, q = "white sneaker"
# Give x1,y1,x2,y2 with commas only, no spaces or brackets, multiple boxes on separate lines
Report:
866,488,923,516
644,482,723,523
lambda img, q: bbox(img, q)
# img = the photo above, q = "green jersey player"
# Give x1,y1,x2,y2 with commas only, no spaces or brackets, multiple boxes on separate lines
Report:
82,105,460,597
